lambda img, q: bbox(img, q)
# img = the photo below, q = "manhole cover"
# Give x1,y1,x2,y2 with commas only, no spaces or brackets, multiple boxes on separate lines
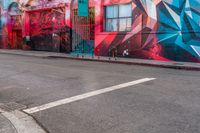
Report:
0,102,27,112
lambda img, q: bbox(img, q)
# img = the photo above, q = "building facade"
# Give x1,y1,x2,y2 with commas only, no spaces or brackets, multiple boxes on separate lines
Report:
0,0,200,63
94,0,200,62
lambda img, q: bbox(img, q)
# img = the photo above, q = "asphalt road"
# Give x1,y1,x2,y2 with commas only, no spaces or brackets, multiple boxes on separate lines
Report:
0,54,200,133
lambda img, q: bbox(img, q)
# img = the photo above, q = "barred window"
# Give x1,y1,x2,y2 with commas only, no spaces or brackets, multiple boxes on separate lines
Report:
105,3,132,32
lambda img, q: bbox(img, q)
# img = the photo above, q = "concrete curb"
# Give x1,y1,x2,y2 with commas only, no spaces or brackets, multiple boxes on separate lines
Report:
47,55,200,71
0,109,17,133
0,109,46,133
0,50,200,71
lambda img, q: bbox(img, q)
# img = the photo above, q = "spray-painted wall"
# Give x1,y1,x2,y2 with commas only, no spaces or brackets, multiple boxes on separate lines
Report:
22,0,71,52
95,0,200,62
1,0,200,62
1,0,25,49
0,0,71,51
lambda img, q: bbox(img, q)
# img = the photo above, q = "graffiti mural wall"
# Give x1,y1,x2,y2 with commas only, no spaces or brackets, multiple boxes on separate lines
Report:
27,7,70,52
0,0,22,48
0,0,71,52
23,0,71,52
1,0,200,62
95,0,200,62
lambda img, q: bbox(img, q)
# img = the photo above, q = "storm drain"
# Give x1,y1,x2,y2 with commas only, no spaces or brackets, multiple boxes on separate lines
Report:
0,102,27,112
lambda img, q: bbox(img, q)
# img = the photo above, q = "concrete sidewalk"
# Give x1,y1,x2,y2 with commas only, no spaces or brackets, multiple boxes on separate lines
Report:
0,49,200,70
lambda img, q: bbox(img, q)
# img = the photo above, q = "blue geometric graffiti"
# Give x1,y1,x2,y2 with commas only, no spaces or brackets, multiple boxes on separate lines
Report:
157,0,200,60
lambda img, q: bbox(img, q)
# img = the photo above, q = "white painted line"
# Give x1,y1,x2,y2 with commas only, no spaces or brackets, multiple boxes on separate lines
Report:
23,78,156,114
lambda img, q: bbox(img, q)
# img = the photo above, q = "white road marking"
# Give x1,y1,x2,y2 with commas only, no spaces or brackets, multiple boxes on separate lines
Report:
23,78,156,114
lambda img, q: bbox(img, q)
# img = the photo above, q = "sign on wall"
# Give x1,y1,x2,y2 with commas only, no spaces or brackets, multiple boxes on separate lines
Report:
78,0,88,17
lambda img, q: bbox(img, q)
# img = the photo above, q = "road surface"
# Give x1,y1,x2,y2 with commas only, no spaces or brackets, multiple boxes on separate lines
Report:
0,54,200,133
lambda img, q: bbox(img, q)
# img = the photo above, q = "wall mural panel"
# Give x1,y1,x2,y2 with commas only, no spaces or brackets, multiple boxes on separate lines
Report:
94,0,200,62
28,7,71,52
1,0,71,52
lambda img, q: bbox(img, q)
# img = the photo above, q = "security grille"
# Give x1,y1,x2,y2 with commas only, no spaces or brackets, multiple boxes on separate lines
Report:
71,7,94,54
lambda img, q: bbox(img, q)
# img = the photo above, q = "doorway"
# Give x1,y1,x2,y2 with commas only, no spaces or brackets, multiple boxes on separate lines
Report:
10,14,23,49
12,30,23,49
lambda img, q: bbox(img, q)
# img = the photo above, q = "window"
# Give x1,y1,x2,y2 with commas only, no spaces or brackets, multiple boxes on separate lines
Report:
105,3,132,32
